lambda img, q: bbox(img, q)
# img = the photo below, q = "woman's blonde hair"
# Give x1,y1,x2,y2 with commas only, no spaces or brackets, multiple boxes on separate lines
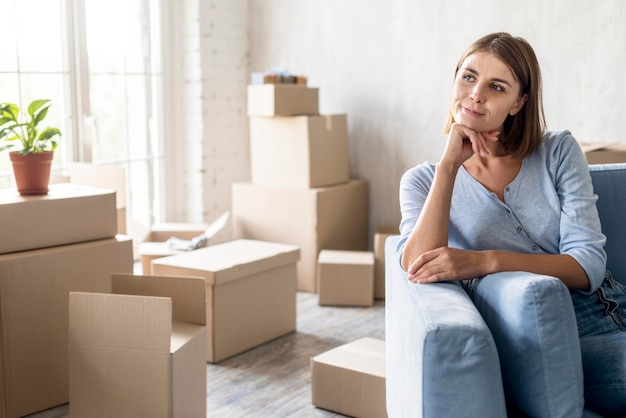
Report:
444,32,546,158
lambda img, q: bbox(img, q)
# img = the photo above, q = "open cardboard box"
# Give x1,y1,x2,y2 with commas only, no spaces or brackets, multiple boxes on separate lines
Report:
137,223,208,273
69,273,207,418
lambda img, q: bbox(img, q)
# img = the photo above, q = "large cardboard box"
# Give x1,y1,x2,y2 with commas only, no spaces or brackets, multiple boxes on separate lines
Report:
67,162,127,234
317,250,375,307
580,142,626,164
247,84,319,116
249,115,349,188
69,274,207,418
138,222,208,274
311,337,386,418
232,179,368,292
0,236,133,418
0,183,117,255
373,226,399,299
151,239,300,363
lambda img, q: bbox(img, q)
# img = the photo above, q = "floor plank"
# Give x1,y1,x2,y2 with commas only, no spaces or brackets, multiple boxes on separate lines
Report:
25,292,385,417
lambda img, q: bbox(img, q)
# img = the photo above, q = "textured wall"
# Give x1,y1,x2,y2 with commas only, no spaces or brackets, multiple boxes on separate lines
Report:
173,1,625,246
246,0,626,243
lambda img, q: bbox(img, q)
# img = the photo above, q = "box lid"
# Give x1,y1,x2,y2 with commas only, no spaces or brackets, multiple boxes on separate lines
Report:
318,250,375,265
151,239,300,286
311,337,385,378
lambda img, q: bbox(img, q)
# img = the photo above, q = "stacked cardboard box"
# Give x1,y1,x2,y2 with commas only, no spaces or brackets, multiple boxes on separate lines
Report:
0,183,133,418
579,142,626,164
233,83,369,292
69,274,207,417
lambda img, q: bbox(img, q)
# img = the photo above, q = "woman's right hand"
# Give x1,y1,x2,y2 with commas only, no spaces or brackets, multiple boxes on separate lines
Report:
441,123,499,168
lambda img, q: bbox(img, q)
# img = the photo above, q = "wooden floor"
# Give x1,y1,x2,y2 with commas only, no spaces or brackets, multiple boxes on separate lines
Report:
26,292,386,418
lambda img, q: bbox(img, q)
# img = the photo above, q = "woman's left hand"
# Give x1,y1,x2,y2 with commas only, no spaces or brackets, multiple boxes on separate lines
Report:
407,247,488,283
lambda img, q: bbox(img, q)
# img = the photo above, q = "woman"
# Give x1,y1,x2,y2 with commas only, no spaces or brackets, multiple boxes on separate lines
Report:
398,32,626,416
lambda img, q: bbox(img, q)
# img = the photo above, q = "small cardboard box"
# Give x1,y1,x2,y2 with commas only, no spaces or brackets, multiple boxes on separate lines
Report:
69,274,207,418
151,239,300,363
232,179,368,292
317,250,375,307
138,223,208,274
249,115,350,188
0,236,133,418
0,183,117,255
311,337,387,418
580,142,626,164
373,226,399,299
247,84,319,116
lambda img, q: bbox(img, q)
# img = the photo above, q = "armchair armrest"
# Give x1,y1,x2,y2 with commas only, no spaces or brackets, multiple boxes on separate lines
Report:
385,236,507,418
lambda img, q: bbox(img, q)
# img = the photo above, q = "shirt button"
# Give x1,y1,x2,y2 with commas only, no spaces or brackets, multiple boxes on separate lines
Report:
517,226,523,232
532,245,538,251
506,186,510,192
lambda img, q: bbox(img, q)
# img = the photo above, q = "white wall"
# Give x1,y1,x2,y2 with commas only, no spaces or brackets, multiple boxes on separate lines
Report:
176,0,626,245
246,0,626,243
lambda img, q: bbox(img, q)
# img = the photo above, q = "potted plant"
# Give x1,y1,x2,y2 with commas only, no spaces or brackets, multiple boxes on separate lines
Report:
0,99,61,195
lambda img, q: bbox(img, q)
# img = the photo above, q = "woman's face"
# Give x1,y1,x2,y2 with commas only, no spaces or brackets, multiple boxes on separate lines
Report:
450,51,527,133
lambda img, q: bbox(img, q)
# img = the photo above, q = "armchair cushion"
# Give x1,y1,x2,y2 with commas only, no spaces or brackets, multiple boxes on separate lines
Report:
466,272,585,417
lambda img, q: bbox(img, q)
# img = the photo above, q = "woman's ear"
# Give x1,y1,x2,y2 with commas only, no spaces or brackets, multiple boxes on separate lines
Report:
509,94,528,116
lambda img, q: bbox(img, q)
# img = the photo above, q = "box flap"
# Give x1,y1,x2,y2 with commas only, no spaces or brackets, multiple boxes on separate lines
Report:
111,274,206,326
311,337,385,378
152,239,300,286
69,293,173,417
69,292,171,352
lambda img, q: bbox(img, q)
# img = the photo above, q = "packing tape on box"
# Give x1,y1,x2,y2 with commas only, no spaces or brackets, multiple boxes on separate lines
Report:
325,115,333,131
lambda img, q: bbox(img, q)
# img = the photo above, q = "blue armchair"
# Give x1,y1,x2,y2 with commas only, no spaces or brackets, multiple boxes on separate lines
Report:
385,163,626,418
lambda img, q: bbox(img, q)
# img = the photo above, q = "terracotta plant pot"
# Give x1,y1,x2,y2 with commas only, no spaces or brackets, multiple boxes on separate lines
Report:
9,151,53,195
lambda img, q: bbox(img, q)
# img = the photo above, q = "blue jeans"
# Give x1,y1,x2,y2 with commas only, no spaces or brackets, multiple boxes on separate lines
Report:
572,271,626,417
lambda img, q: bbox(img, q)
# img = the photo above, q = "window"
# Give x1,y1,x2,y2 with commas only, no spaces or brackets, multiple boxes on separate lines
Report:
0,0,165,231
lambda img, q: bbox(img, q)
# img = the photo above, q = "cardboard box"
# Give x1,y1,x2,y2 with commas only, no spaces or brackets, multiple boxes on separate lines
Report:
580,142,626,164
138,223,208,274
67,162,127,234
0,183,117,255
0,236,133,418
249,115,349,188
151,239,300,363
311,337,387,418
69,274,207,418
247,84,319,116
317,250,375,306
232,179,368,292
373,226,399,299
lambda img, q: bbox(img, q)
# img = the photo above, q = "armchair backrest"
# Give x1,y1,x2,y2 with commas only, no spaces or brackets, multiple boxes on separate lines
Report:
590,163,626,285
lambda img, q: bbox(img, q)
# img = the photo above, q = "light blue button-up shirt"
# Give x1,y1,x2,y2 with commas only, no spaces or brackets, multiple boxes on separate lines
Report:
398,130,607,294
